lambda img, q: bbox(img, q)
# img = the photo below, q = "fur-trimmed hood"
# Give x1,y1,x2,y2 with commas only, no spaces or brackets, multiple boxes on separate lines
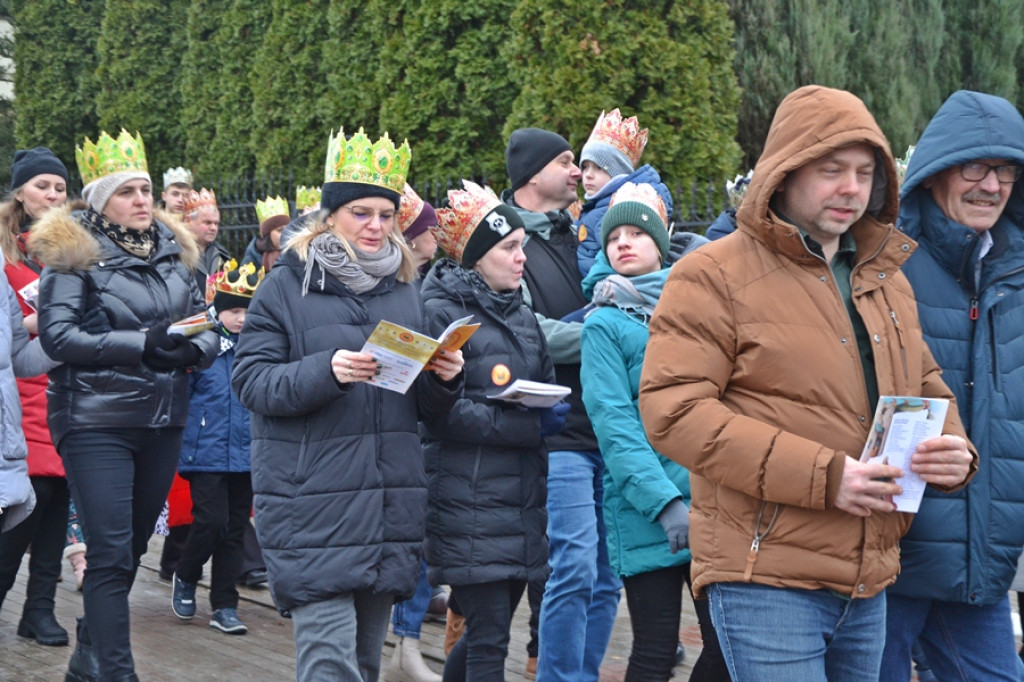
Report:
29,206,200,272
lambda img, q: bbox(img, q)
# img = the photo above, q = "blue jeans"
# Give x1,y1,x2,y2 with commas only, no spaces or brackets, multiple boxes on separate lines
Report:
881,593,1024,682
392,558,431,638
709,582,886,682
537,449,621,682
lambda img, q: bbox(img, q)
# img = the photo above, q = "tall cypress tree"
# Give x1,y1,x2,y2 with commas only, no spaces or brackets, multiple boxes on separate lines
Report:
250,0,329,179
94,0,188,177
503,0,740,188
181,0,229,178
10,0,102,182
373,0,518,184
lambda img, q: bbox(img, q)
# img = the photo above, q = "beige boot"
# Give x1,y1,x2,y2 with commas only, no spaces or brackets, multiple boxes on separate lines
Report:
64,544,87,591
382,636,442,682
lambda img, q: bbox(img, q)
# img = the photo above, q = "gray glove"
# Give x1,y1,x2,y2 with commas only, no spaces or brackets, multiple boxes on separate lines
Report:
657,498,690,554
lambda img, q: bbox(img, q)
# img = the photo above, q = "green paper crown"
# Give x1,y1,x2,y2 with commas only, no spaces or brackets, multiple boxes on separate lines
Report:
255,195,289,224
295,186,321,211
324,128,411,193
76,129,148,186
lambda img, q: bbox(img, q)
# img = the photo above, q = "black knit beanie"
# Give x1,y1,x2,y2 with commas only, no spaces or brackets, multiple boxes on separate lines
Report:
321,181,401,213
505,128,572,192
461,204,525,269
11,147,69,190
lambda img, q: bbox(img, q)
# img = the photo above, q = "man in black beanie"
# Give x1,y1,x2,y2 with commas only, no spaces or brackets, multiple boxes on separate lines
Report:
500,129,619,682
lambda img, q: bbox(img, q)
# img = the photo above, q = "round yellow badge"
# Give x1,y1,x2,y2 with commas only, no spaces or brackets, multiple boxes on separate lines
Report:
491,364,511,386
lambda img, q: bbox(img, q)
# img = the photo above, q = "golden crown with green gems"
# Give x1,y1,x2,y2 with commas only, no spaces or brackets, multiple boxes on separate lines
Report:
76,129,148,186
255,195,290,224
295,186,321,212
323,128,411,192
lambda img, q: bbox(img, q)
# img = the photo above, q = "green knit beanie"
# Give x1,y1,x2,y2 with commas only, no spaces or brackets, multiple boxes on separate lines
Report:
601,199,669,261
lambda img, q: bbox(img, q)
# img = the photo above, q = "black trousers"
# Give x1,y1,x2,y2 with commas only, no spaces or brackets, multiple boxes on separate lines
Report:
444,580,526,682
0,475,70,613
621,563,731,682
60,428,182,680
176,471,254,610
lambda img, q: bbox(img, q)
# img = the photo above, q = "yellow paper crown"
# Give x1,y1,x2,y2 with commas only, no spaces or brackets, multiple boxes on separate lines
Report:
255,195,289,224
76,129,148,187
587,109,648,168
208,259,265,300
609,181,668,228
184,188,218,215
295,186,321,211
398,183,426,233
434,180,502,263
324,127,411,192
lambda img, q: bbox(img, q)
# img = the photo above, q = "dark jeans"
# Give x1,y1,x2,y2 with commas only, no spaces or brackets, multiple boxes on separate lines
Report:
60,428,183,680
444,580,527,682
176,471,254,610
160,524,190,575
622,563,731,682
0,475,70,613
527,576,543,658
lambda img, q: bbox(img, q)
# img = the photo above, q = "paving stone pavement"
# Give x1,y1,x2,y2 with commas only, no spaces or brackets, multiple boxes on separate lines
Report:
1,534,702,681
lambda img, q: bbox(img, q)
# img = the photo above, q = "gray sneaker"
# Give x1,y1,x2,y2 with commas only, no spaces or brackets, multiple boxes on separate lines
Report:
210,608,248,635
171,573,197,620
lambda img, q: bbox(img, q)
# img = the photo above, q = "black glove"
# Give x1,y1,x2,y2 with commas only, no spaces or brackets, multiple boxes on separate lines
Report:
538,401,571,439
657,498,690,554
143,324,175,353
79,308,112,334
144,335,201,371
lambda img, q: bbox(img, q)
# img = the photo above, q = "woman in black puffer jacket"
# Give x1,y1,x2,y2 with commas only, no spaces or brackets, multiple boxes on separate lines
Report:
422,182,565,681
31,130,219,682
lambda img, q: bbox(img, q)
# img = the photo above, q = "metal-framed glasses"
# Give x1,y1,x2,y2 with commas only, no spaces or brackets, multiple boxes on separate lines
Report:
339,205,397,225
959,162,1022,184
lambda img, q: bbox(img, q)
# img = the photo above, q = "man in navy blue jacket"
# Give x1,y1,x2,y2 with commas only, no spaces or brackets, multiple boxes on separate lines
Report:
881,91,1024,682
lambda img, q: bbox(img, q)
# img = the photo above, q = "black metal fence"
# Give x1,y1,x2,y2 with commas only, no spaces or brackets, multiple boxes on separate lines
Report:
198,172,730,259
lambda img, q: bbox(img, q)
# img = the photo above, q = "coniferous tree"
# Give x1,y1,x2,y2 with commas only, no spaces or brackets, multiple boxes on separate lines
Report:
374,0,518,185
181,0,230,178
250,0,329,179
94,0,188,177
952,0,1023,102
10,0,102,184
503,0,740,188
0,1,14,187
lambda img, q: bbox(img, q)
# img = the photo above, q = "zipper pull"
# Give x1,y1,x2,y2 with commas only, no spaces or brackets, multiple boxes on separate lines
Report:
889,310,905,347
743,536,760,581
969,297,979,321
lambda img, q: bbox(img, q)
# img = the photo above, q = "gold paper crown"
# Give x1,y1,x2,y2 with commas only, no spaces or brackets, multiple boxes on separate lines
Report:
76,129,148,187
295,186,321,211
184,188,218,215
398,183,425,233
209,259,265,299
609,182,668,228
324,127,411,192
587,109,648,168
255,195,289,224
434,180,502,263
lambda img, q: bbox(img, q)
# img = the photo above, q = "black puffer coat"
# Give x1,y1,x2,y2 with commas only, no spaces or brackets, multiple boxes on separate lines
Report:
31,207,218,448
232,243,461,610
420,259,554,587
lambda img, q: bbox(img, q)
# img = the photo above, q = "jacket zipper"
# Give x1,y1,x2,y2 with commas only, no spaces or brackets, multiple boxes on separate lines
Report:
744,502,780,581
889,310,909,383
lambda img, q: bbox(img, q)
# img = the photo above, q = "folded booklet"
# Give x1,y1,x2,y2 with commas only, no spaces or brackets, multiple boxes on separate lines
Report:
488,379,571,408
859,396,949,513
361,315,479,394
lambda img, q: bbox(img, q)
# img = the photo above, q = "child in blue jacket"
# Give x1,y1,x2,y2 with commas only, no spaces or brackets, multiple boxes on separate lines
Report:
170,261,263,635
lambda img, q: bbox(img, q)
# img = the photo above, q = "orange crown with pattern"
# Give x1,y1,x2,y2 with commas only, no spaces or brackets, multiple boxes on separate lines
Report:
184,188,218,215
398,183,426,233
585,109,648,168
434,181,503,263
608,181,668,228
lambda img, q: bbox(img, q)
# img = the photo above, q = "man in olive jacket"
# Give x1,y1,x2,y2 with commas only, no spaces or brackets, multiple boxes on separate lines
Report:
639,85,976,680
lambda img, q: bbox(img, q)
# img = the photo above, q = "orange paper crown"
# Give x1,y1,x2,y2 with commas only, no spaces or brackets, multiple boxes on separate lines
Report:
587,109,648,168
434,180,502,263
398,183,425,233
184,187,218,215
608,181,668,228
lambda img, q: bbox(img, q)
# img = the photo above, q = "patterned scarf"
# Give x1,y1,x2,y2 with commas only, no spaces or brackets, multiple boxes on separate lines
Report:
301,231,403,295
80,207,155,260
452,263,520,307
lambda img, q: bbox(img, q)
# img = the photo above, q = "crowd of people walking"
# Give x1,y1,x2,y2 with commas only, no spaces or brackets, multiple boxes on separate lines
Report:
1,83,1024,682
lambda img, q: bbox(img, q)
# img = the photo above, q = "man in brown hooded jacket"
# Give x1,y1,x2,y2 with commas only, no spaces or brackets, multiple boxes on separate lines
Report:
639,85,976,680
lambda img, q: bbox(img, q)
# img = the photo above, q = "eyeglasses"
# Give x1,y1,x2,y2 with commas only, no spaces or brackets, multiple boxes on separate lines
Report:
959,162,1022,184
338,206,397,225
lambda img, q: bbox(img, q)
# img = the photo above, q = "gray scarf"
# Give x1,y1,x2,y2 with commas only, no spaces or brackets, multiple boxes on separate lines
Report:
591,274,656,326
302,231,403,295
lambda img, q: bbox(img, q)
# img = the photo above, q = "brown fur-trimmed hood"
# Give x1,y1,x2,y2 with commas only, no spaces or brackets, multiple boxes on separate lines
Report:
29,206,200,273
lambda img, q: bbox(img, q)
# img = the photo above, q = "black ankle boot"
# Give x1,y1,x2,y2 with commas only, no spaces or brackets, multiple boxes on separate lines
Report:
65,617,99,682
18,608,69,646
